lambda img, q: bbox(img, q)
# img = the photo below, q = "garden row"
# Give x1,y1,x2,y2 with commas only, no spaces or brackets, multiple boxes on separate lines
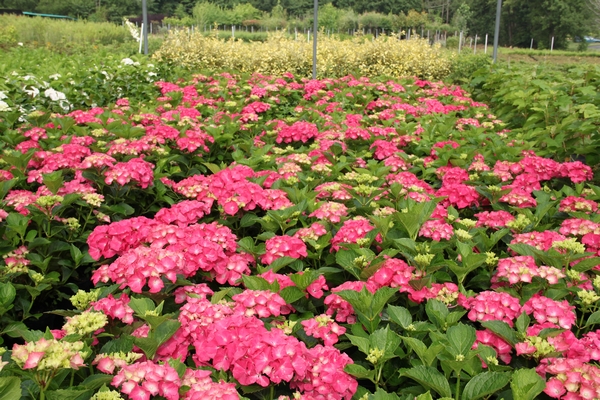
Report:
0,66,600,400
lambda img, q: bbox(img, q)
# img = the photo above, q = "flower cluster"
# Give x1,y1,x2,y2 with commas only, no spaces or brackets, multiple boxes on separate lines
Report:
301,314,346,346
459,291,522,327
522,294,576,329
12,338,87,371
261,235,308,265
104,157,155,189
111,361,180,400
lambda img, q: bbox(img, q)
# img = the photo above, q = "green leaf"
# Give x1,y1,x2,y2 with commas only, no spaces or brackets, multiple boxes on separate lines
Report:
399,365,452,398
393,200,438,240
153,319,181,346
401,336,442,366
128,296,155,316
0,178,17,201
0,282,16,307
370,326,402,361
372,287,398,317
289,270,321,290
414,392,434,400
481,320,517,346
42,171,64,195
168,358,188,378
211,287,240,303
571,256,600,272
241,275,278,291
1,321,29,338
279,286,305,304
345,364,375,380
338,287,397,333
335,249,362,279
425,299,449,330
585,311,600,327
69,245,83,266
266,256,298,273
100,336,134,354
446,323,476,357
240,214,265,229
81,374,113,390
461,371,510,400
511,368,545,400
346,334,371,355
515,312,531,334
387,305,412,329
45,389,92,400
6,212,29,238
133,337,159,359
370,388,401,399
202,162,222,174
0,377,21,400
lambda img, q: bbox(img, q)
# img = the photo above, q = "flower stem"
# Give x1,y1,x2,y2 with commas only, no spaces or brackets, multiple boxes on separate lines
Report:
455,370,461,400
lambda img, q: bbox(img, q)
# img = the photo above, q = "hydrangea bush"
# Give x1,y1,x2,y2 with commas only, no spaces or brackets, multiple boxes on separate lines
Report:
0,71,599,399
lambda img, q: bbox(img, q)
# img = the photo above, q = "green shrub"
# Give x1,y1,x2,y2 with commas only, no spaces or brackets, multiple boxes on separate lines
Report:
445,36,459,49
0,15,132,52
154,31,454,80
0,25,17,49
446,53,492,84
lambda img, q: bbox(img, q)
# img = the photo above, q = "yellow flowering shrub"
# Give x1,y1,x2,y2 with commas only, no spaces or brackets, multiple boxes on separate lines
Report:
153,30,454,79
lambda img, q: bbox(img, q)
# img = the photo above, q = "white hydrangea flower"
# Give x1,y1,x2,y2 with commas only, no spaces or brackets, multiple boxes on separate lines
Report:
0,100,10,112
44,88,67,101
24,86,39,97
121,58,135,65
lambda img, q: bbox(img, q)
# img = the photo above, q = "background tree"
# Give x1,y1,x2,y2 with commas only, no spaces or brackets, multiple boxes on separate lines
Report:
318,3,341,31
193,1,231,27
0,0,39,10
452,3,471,34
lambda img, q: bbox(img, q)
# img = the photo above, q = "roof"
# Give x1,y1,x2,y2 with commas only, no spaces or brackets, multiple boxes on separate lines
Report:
22,11,77,21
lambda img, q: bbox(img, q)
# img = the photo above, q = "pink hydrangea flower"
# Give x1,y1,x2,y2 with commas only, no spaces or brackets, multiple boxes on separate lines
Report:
522,294,576,329
104,157,155,189
459,291,521,327
492,256,540,286
232,290,292,318
261,235,308,265
419,219,453,241
111,360,181,400
301,314,346,346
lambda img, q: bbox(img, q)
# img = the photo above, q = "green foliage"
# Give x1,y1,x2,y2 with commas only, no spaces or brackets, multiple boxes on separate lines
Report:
468,63,600,174
465,0,593,49
0,25,17,49
0,15,131,51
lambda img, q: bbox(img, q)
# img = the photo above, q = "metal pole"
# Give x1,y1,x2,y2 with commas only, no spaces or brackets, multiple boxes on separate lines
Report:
492,0,502,63
142,0,148,54
474,35,478,54
312,0,318,79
